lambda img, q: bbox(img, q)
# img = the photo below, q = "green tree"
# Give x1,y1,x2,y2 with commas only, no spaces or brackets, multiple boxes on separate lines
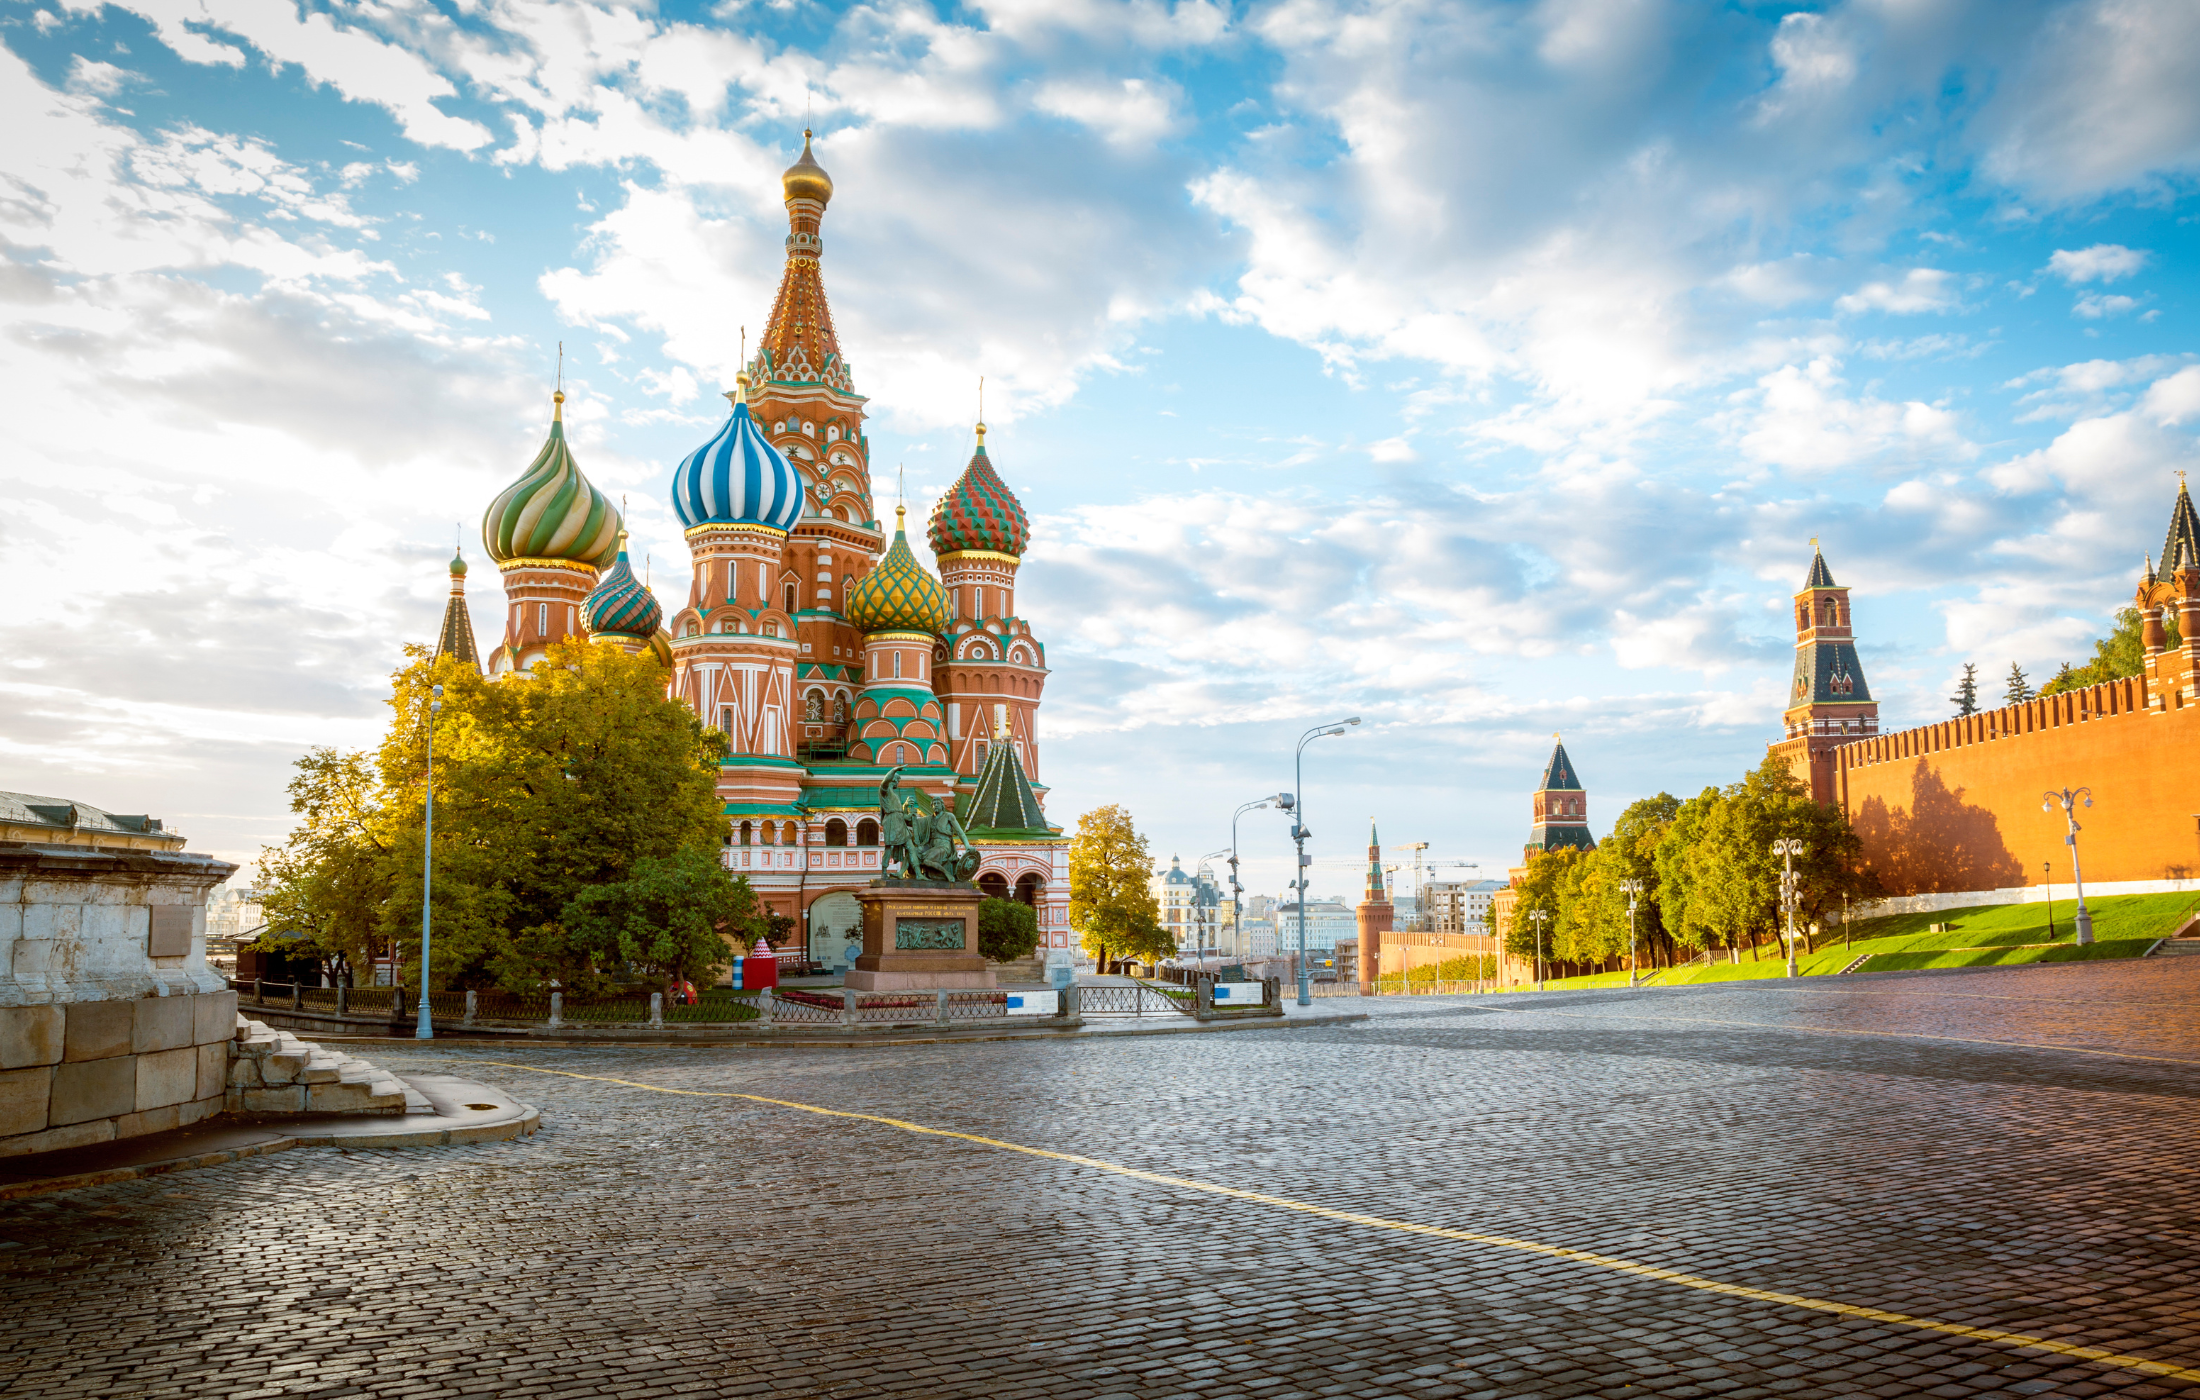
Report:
1068,804,1172,968
1570,794,1681,970
256,747,396,982
1651,787,1723,956
1950,662,1979,716
1505,847,1588,970
2040,606,2180,695
977,897,1041,963
2004,662,2034,705
560,845,760,988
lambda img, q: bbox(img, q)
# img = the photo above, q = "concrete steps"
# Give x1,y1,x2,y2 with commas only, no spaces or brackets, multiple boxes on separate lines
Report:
225,1017,410,1115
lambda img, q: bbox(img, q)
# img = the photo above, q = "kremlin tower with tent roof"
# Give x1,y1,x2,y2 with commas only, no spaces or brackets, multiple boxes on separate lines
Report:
457,130,1067,973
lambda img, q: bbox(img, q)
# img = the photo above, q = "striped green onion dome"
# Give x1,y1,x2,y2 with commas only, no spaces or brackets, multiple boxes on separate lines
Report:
581,534,662,640
483,393,621,567
847,507,952,635
927,427,1028,557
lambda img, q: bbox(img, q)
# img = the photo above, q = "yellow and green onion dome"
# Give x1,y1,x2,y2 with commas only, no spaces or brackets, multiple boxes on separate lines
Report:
581,533,662,641
847,506,952,635
483,392,622,567
927,423,1028,558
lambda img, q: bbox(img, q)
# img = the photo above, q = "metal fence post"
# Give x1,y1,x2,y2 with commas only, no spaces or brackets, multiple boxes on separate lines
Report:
840,988,857,1027
463,990,477,1026
650,992,664,1028
548,991,563,1029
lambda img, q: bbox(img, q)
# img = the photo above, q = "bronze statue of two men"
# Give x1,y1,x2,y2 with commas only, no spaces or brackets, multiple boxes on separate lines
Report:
877,767,981,883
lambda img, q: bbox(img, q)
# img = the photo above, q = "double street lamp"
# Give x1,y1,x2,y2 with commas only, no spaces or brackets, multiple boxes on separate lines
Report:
1291,717,1360,1006
1526,907,1549,991
1229,797,1289,964
2043,787,2096,945
1771,838,1806,979
1618,878,1645,988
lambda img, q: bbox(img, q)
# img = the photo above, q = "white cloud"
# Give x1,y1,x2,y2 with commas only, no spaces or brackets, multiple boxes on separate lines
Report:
2073,292,2140,319
2046,243,2150,283
1740,358,1970,473
1835,268,1958,315
1033,77,1176,149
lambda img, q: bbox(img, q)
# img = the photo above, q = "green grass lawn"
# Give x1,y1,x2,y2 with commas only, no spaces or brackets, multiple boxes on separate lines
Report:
1491,892,2198,993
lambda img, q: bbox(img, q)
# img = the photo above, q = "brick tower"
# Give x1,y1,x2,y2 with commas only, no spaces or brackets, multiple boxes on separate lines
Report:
931,421,1048,783
1354,819,1392,989
1525,737,1596,859
1770,543,1879,802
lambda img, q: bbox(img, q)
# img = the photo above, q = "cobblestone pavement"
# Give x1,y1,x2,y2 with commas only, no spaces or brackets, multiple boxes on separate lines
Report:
4,958,2198,1400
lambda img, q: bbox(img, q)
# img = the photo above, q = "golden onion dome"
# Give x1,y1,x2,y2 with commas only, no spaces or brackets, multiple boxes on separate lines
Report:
846,506,951,636
782,129,833,207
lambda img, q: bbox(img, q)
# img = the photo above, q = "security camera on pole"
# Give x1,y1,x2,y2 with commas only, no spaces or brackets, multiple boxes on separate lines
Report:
1289,717,1360,1007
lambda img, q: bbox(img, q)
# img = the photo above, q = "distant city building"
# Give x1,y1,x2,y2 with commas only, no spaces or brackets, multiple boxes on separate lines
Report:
1153,855,1222,953
1273,899,1355,952
1425,878,1505,935
1241,918,1277,956
1246,894,1275,922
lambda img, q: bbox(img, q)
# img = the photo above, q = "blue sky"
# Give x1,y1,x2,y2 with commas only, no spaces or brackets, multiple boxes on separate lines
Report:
3,0,2197,902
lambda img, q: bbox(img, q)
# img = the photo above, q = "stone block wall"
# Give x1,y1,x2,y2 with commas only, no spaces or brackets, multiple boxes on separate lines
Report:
0,989,237,1157
1,838,239,1158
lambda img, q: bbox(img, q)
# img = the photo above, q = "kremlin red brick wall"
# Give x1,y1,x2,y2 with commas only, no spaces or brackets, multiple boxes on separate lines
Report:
1829,675,2200,894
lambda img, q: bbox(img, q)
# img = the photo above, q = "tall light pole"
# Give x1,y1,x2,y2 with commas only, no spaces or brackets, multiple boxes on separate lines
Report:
1619,878,1645,989
1526,908,1549,991
1230,796,1288,964
1772,838,1806,978
2043,787,2095,945
1195,848,1232,969
1291,717,1360,1006
415,683,443,1040
2042,859,2055,941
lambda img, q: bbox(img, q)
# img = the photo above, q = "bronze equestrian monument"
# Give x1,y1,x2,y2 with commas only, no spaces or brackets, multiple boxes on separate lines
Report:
847,768,993,991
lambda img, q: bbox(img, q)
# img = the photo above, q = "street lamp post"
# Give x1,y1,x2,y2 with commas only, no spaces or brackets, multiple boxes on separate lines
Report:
2043,787,2095,945
1230,797,1288,965
1618,879,1645,989
1291,718,1361,1006
415,683,443,1040
1772,838,1806,979
1195,848,1233,970
1526,908,1549,991
2042,859,2055,940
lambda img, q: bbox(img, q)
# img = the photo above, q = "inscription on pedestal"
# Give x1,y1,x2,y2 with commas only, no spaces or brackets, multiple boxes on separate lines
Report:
894,918,967,951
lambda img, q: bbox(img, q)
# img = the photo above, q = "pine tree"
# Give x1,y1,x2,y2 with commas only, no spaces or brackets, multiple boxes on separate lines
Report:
2004,662,2035,706
1950,662,1979,716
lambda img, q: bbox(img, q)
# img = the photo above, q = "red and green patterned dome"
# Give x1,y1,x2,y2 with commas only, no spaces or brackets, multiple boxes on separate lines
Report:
927,427,1028,558
848,507,952,635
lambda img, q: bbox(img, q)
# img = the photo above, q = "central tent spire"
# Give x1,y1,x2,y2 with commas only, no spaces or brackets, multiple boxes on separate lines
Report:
756,129,847,391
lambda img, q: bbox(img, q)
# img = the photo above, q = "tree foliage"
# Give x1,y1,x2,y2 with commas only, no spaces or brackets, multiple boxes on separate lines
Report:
977,897,1041,963
1068,803,1172,966
2004,662,2034,705
1950,662,1979,716
2039,606,2180,696
1505,755,1875,977
256,640,727,992
560,846,758,989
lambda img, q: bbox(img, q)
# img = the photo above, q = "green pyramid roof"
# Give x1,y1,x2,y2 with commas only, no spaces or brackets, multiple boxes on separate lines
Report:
960,738,1052,835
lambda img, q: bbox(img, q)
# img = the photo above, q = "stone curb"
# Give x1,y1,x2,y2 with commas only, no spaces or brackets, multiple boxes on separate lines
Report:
0,1083,540,1200
309,1011,1370,1051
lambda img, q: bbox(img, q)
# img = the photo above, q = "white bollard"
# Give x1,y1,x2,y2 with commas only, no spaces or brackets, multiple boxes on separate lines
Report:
463,990,477,1026
650,992,664,1028
548,991,563,1028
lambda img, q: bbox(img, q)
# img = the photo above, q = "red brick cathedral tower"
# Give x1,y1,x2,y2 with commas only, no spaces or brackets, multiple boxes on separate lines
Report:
1354,820,1392,990
930,420,1048,782
1770,543,1879,802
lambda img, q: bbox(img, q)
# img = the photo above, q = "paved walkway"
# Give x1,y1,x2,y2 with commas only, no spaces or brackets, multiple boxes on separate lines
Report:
1,957,2196,1398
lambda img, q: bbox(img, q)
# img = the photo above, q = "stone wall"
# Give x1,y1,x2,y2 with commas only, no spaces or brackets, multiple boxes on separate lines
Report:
1831,678,2200,895
1,840,239,1157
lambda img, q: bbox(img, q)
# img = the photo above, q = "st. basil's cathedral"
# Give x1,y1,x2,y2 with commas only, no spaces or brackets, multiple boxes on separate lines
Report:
434,133,1066,971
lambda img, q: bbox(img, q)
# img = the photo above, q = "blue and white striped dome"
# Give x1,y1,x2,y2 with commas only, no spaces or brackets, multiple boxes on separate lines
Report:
671,377,806,532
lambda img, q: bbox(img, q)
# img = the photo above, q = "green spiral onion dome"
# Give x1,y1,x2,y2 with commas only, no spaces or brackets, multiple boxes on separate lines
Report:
927,424,1029,557
482,392,622,567
581,533,663,640
846,506,952,635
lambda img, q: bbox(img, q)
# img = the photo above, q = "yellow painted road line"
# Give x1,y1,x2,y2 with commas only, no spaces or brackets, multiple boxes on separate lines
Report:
479,1061,2200,1384
1482,1006,2200,1068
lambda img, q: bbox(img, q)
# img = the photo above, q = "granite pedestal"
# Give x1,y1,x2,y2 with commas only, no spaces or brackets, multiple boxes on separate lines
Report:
845,883,994,991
